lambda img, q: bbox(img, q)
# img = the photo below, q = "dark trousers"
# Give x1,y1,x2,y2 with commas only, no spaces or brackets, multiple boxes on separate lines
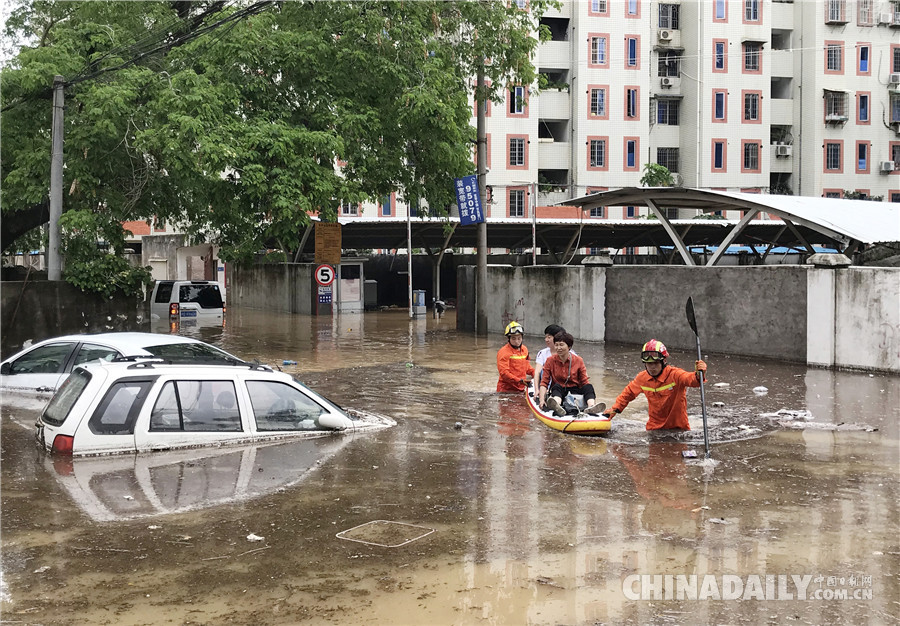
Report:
548,382,596,402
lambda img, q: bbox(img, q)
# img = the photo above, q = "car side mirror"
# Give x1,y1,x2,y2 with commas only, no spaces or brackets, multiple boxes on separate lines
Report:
0,362,10,375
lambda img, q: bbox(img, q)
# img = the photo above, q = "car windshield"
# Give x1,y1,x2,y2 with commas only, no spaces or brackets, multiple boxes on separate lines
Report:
43,369,92,426
143,343,240,364
179,284,224,308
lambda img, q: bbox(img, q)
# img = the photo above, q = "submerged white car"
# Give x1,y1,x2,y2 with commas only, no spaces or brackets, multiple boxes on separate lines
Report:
36,359,395,456
1,332,244,398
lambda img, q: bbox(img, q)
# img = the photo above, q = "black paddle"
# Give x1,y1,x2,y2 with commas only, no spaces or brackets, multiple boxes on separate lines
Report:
686,297,711,459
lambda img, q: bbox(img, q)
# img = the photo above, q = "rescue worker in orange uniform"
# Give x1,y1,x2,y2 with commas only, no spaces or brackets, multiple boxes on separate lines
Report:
602,339,707,430
496,321,535,393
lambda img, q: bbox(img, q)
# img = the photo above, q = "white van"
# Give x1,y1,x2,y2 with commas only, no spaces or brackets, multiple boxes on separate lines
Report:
150,280,225,322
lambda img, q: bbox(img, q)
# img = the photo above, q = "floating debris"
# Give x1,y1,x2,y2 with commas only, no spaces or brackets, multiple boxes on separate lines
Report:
247,534,265,542
753,386,768,395
713,382,730,388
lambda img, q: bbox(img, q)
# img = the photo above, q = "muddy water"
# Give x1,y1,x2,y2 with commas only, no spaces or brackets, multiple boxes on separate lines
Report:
1,309,898,625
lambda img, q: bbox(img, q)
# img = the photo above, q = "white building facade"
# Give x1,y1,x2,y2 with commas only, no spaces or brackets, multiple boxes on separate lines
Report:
473,0,900,228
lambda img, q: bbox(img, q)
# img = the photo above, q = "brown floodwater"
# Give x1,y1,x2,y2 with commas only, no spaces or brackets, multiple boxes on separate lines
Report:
1,309,898,625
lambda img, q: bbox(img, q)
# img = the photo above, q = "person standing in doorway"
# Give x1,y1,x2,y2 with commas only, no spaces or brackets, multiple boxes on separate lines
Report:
496,321,535,393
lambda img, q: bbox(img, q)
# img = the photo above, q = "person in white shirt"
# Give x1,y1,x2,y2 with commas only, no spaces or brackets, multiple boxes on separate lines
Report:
534,324,576,385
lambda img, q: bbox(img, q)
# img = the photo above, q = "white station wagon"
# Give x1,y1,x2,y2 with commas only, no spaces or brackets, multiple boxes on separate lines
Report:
36,359,395,456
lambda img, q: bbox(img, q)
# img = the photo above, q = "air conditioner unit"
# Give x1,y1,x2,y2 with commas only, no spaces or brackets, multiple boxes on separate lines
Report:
661,77,673,88
775,145,792,157
889,73,900,85
880,161,896,173
825,114,848,122
878,12,893,23
658,30,672,41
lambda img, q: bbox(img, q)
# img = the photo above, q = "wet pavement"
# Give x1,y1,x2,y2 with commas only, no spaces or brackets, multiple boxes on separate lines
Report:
1,309,898,625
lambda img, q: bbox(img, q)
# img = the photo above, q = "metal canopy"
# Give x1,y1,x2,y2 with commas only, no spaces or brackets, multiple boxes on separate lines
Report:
559,187,900,265
291,189,897,265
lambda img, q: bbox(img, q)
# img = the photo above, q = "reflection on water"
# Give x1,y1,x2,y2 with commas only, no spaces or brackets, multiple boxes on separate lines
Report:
1,309,897,625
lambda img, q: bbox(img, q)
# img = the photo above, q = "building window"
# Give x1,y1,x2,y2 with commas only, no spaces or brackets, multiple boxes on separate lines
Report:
341,201,358,216
826,43,843,73
658,51,680,77
714,90,727,121
715,0,726,21
657,148,679,173
894,46,900,73
893,143,900,168
590,87,607,117
892,94,900,123
380,195,392,216
590,36,608,66
858,45,870,74
626,37,638,68
589,206,606,218
824,190,842,199
625,138,638,170
858,93,870,123
825,91,848,120
509,86,526,115
858,0,873,24
626,88,639,119
713,141,726,170
826,0,846,22
659,4,679,28
714,40,727,72
743,92,760,122
743,43,761,72
509,189,526,217
627,0,638,17
590,0,608,15
742,141,760,172
589,139,607,169
656,99,680,125
891,192,900,203
626,206,637,218
856,142,869,173
744,0,760,22
509,137,526,167
825,142,842,171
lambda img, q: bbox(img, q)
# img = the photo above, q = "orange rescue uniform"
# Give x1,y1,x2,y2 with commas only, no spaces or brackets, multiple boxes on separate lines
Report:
611,366,701,430
496,343,534,392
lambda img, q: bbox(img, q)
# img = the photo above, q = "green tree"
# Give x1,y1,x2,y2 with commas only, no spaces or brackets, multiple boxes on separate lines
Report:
639,163,674,187
1,0,548,283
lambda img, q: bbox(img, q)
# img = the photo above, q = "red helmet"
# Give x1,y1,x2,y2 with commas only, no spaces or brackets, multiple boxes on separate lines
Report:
641,339,669,362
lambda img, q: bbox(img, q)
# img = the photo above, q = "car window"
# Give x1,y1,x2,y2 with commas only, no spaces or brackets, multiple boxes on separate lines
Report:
150,380,241,432
89,380,153,435
8,342,74,375
42,369,92,426
154,282,174,303
74,344,120,367
179,284,224,309
142,342,238,364
247,381,326,431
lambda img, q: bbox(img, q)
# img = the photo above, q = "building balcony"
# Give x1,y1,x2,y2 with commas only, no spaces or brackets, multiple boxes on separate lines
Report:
771,50,793,78
538,40,570,71
771,2,794,27
538,140,571,170
537,89,570,120
770,144,793,173
771,99,793,125
538,190,569,206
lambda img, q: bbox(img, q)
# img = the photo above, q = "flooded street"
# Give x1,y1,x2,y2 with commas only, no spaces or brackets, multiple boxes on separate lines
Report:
2,309,898,625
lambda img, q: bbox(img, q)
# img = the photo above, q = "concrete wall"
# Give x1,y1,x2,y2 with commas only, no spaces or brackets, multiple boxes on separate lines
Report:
0,281,147,358
458,264,900,373
226,264,315,314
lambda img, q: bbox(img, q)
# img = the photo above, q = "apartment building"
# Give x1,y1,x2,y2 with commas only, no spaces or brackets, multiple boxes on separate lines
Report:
476,0,900,226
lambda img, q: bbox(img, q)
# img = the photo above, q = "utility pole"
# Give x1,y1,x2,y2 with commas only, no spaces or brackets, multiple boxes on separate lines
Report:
475,62,488,336
48,75,65,280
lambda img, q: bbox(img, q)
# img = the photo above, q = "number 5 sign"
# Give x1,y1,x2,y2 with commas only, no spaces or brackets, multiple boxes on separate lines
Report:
315,264,335,286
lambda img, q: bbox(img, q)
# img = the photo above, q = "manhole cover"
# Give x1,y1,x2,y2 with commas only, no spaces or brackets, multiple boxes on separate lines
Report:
336,520,435,548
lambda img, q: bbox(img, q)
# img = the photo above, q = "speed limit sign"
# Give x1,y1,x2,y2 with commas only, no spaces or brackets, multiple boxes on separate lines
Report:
315,264,335,286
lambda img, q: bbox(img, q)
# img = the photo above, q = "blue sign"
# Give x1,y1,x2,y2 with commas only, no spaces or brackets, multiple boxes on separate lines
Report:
454,175,484,225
